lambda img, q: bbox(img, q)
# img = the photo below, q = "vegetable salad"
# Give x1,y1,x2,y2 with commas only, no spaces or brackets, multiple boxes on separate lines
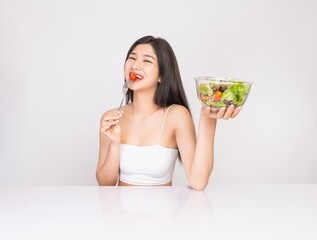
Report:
197,80,251,108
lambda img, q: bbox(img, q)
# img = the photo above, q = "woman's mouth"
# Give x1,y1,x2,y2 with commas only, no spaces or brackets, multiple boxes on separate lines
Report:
129,73,143,81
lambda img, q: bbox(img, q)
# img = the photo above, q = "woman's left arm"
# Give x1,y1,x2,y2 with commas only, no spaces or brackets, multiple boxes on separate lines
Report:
177,105,241,191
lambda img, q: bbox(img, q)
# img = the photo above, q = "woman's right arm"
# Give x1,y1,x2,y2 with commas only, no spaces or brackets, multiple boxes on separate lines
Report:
96,110,122,186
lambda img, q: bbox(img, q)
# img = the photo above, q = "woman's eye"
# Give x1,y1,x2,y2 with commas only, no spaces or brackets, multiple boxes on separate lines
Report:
144,60,152,63
128,56,136,60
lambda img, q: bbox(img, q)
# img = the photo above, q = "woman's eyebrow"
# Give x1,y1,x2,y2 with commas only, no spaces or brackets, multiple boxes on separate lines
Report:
143,54,156,60
129,52,156,60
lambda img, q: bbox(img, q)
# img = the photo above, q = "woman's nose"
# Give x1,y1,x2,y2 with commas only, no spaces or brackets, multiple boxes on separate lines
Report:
132,59,142,70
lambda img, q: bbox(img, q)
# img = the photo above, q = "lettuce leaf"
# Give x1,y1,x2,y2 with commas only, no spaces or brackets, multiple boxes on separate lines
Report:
221,83,250,106
199,83,213,96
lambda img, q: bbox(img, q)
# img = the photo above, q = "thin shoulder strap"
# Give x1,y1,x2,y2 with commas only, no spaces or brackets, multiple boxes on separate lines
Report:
157,104,175,144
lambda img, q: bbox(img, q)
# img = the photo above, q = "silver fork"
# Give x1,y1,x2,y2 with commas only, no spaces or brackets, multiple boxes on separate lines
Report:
118,79,133,111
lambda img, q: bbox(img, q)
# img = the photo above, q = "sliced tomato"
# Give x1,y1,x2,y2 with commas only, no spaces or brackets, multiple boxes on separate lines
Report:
214,91,222,101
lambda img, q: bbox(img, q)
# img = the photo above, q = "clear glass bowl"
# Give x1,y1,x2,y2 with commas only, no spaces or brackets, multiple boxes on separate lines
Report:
195,76,253,109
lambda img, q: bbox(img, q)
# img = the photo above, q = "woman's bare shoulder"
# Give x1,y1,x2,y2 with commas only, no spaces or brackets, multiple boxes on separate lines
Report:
168,104,193,125
169,104,191,117
167,105,195,137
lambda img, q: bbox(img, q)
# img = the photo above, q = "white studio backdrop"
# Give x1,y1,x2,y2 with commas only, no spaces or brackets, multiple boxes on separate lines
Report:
0,0,316,186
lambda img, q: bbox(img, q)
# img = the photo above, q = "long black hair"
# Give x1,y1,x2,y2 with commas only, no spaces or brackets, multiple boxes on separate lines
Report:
124,35,190,113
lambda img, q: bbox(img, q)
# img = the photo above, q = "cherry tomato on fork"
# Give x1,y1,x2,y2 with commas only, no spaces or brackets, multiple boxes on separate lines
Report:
129,73,137,81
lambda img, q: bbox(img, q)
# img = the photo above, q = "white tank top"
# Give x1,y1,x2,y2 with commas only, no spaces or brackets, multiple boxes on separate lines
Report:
119,105,178,186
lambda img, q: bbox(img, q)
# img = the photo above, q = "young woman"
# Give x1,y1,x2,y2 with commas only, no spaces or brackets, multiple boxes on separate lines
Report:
97,35,241,190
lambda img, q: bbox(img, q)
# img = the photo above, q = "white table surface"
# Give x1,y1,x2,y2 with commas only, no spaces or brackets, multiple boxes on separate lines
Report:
1,184,316,240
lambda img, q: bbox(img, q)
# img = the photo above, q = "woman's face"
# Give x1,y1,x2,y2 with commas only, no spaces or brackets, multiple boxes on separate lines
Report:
124,44,160,91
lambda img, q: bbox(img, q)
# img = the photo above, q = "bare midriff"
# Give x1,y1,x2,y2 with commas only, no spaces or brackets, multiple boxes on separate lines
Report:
118,180,172,187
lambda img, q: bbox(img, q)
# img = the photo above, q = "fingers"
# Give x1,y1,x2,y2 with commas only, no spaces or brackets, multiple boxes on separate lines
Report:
100,111,122,134
100,120,119,133
104,125,120,138
230,106,242,118
204,105,242,120
203,107,225,119
102,111,122,122
222,105,235,120
221,105,242,120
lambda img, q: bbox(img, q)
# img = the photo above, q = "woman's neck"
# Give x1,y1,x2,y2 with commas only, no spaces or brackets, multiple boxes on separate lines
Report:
131,92,161,116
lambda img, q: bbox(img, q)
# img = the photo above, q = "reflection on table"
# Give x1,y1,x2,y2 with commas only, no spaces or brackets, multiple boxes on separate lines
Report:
0,185,316,240
98,186,213,240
